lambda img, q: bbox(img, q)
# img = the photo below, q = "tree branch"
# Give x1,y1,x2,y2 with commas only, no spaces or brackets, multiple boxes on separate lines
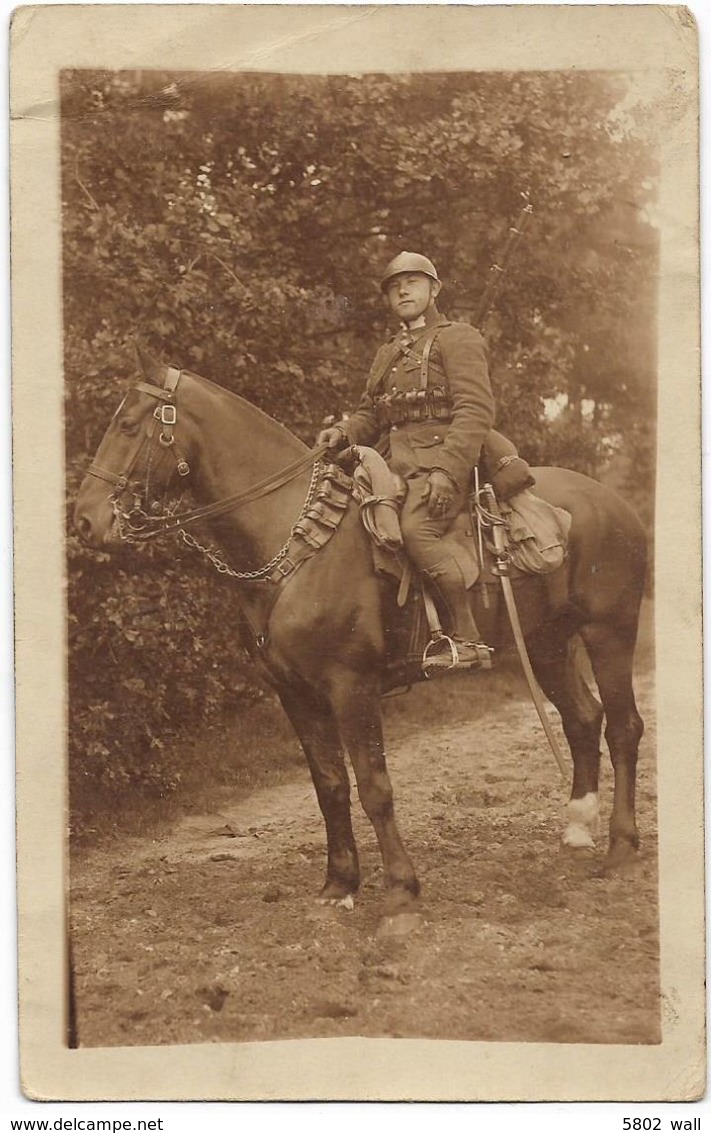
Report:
204,252,244,288
74,158,99,211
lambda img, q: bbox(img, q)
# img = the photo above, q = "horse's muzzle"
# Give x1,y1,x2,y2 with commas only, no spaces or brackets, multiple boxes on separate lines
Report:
73,491,119,549
74,508,95,545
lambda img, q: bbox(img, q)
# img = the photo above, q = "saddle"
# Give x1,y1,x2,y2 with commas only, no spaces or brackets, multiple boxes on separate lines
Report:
224,442,569,687
346,445,570,586
343,444,572,684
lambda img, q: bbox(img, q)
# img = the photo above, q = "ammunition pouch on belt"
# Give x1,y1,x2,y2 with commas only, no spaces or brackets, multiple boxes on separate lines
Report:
374,385,452,427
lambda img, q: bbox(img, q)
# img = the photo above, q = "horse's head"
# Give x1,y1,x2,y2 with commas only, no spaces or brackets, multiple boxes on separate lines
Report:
74,348,193,549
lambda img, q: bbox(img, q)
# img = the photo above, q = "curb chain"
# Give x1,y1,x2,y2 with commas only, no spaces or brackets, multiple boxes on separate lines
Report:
178,461,323,581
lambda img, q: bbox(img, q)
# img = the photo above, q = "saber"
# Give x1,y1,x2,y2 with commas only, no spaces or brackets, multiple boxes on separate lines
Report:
480,484,568,781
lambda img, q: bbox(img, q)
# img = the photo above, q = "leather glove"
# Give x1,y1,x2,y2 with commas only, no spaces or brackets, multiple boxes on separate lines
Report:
422,469,457,520
317,424,348,452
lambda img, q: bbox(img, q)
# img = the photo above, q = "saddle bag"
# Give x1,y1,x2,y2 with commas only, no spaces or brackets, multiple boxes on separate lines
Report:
499,490,571,574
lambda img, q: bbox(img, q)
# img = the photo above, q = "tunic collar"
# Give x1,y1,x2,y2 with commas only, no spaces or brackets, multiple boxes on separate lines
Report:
401,315,427,331
391,304,447,343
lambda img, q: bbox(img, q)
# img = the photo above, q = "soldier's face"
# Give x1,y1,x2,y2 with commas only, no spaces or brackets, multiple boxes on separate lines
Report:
385,273,439,322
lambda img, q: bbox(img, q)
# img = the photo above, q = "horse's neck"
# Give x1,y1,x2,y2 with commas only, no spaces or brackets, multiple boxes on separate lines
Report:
183,375,311,569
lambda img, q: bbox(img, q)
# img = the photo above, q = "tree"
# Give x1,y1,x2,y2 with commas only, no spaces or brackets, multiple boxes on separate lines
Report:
62,68,658,818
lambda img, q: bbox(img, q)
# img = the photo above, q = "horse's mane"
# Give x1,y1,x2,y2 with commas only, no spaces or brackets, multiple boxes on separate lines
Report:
182,367,308,453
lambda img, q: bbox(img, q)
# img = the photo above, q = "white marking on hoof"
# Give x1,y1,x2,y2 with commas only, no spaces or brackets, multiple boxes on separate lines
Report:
562,824,595,849
562,792,599,849
318,893,355,911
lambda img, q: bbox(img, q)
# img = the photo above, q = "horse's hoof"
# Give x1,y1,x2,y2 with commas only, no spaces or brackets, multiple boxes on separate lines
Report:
559,842,596,866
563,795,599,850
603,841,640,876
561,828,596,851
382,883,419,917
318,877,357,906
317,892,355,911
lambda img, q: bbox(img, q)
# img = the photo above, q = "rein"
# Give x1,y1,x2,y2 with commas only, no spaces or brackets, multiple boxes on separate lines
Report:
161,442,329,531
87,367,330,560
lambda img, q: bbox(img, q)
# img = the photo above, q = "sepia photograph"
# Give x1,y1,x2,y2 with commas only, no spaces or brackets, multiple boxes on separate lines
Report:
11,3,703,1104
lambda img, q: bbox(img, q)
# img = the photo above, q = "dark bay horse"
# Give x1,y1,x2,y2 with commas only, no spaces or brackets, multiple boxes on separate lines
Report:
74,354,647,905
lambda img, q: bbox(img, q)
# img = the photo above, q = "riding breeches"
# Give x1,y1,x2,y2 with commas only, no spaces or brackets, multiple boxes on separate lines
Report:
399,471,468,587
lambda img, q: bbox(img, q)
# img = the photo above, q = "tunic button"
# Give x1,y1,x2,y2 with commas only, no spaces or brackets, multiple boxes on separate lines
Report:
391,425,398,432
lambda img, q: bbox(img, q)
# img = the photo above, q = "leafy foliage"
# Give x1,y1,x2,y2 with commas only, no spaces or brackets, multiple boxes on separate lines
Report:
67,528,261,826
63,68,658,822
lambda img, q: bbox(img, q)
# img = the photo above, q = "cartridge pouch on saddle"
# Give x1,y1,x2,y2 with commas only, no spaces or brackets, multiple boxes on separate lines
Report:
341,427,572,685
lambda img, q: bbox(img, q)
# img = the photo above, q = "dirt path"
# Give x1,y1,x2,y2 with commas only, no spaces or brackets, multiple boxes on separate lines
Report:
71,674,659,1048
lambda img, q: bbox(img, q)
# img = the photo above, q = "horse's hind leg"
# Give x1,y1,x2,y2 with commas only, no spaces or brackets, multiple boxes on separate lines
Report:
527,627,604,850
579,622,644,872
277,684,360,902
327,667,419,905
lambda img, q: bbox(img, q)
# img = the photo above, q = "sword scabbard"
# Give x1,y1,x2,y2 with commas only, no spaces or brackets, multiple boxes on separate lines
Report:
481,484,568,780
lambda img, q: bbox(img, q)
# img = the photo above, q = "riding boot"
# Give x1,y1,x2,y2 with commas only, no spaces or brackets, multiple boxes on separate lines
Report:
424,562,493,670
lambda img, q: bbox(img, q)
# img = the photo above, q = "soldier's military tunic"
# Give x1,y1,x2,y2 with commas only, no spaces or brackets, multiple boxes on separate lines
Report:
341,306,494,584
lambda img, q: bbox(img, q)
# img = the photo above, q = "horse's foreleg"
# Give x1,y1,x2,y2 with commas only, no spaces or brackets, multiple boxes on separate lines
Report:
527,628,604,850
579,622,644,871
277,684,360,902
328,669,419,902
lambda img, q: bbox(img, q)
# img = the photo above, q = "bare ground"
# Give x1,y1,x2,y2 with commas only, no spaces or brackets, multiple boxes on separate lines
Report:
70,672,659,1049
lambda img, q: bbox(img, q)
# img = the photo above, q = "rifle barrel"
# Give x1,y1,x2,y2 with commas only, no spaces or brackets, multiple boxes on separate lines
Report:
474,201,533,328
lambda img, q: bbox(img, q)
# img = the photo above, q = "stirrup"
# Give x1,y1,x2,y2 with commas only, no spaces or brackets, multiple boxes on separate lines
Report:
422,634,493,676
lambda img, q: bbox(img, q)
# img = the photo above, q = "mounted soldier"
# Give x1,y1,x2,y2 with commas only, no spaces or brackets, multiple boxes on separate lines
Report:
318,251,499,669
75,342,648,894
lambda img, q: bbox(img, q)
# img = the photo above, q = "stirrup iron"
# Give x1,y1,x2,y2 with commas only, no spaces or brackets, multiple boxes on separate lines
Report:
422,634,493,676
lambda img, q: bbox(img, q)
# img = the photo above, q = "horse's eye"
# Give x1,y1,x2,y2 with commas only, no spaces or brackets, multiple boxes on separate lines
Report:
119,417,140,436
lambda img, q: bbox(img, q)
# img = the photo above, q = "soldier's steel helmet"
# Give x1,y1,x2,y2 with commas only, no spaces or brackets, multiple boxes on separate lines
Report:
380,251,440,292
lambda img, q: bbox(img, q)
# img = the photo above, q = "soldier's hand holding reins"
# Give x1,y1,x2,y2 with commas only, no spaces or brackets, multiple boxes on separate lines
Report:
422,469,456,520
317,425,348,452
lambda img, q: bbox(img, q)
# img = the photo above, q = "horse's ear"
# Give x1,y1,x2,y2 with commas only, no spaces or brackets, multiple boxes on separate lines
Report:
133,341,164,387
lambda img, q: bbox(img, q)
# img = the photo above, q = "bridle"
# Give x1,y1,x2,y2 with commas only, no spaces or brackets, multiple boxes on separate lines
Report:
86,367,331,579
87,367,194,542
